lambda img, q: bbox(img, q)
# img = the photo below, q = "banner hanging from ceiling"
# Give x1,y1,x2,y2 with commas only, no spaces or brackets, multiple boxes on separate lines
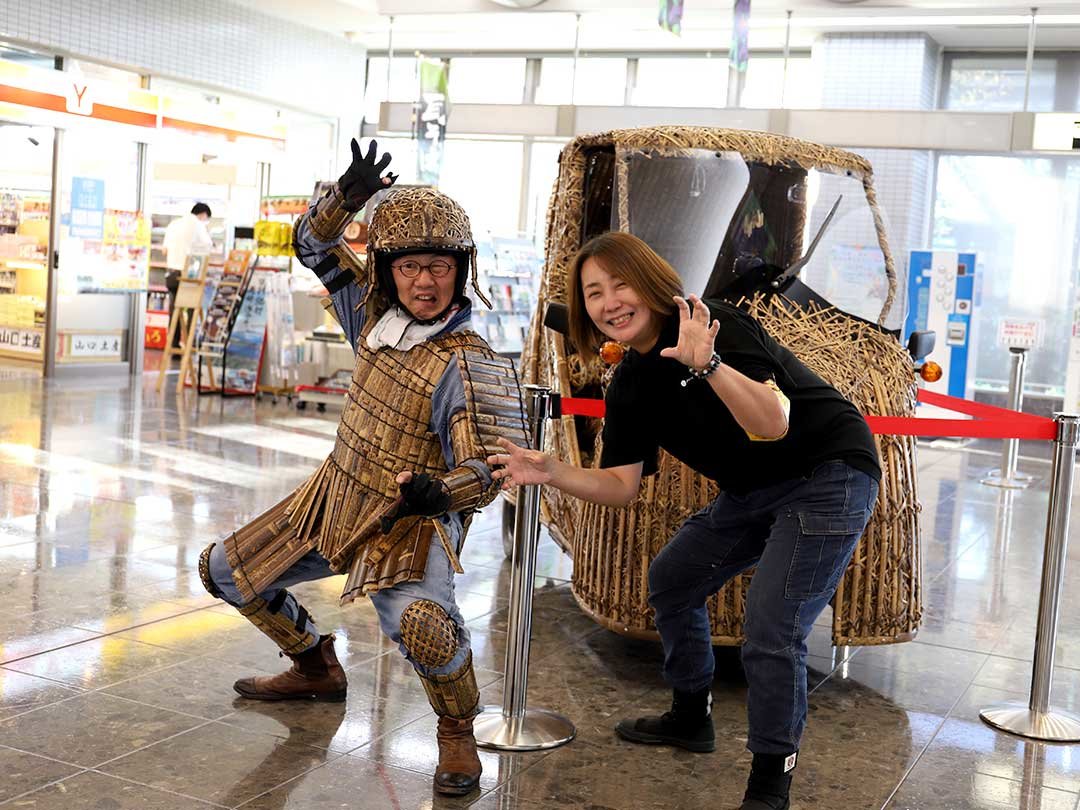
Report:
730,0,752,73
415,57,450,186
658,0,685,35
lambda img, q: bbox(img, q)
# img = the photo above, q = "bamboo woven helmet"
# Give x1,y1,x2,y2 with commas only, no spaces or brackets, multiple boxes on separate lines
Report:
365,187,492,318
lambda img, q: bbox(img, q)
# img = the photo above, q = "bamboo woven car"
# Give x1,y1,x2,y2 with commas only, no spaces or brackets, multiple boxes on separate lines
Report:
516,126,922,647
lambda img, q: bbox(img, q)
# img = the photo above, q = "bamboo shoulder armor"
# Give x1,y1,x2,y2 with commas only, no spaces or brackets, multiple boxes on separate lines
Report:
450,350,531,511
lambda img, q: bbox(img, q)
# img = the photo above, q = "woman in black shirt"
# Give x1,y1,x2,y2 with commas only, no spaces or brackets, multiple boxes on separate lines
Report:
489,232,879,810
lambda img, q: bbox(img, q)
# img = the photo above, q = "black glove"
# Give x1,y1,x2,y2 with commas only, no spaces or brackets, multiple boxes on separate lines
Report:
380,473,451,534
338,138,398,212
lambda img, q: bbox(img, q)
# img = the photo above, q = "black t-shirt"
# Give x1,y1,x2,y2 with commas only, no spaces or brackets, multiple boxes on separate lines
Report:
599,299,881,493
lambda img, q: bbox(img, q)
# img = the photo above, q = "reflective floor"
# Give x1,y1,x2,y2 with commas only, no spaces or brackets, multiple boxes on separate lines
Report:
2,369,1080,809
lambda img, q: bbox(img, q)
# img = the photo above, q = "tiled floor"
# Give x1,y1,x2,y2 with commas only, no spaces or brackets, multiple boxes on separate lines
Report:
1,366,1080,809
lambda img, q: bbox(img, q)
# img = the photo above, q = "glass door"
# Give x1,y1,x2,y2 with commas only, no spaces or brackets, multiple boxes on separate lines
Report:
0,123,54,372
53,129,145,372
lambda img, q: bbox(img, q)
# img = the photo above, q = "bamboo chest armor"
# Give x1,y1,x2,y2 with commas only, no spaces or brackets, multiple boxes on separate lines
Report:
225,327,529,604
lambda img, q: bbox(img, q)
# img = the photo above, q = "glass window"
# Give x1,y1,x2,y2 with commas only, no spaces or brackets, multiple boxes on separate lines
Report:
526,141,566,249
796,168,898,330
0,43,54,70
364,136,419,187
535,58,574,105
150,126,260,262
944,57,1056,112
363,58,388,124
633,58,727,108
438,139,523,235
741,56,817,109
536,58,627,106
932,154,1080,395
55,129,143,355
269,115,335,197
783,57,821,109
448,58,526,103
363,57,420,124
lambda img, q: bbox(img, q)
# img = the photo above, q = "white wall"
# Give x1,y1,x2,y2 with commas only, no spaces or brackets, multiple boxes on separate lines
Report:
0,0,366,118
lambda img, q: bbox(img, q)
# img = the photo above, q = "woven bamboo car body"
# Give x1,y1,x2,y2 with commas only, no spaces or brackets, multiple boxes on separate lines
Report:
519,126,922,646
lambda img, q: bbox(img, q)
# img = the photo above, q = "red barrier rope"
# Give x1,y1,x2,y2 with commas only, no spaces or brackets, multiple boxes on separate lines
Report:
557,389,1058,441
558,397,606,418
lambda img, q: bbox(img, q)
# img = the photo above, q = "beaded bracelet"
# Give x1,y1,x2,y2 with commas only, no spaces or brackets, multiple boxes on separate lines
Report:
680,352,723,387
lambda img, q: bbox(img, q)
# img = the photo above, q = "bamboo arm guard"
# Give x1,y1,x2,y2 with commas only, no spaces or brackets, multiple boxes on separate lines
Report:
306,184,357,244
442,463,491,514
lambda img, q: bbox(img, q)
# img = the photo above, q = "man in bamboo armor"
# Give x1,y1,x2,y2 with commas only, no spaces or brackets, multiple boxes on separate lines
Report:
199,140,529,796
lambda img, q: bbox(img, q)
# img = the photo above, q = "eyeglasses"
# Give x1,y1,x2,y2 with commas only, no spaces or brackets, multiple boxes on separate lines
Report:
392,259,456,278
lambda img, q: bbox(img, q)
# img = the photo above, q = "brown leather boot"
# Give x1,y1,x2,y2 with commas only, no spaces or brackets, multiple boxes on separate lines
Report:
233,634,347,702
434,715,482,796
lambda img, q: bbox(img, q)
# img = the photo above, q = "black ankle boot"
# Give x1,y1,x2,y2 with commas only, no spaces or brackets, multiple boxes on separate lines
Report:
614,687,715,753
740,752,796,810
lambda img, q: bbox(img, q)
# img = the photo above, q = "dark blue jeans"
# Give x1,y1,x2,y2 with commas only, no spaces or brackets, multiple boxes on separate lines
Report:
647,461,878,755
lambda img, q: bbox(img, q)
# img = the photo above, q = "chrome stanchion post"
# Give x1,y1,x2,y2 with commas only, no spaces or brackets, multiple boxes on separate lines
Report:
474,384,576,752
983,347,1033,488
981,413,1080,741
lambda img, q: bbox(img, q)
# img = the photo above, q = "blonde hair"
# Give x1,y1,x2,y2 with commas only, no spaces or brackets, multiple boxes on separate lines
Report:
567,232,683,357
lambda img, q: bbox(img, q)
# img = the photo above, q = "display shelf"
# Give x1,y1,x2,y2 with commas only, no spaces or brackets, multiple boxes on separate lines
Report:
145,288,171,350
471,234,541,355
0,190,50,364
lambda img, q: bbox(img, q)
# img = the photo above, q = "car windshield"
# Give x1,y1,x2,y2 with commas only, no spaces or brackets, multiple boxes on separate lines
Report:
581,146,904,331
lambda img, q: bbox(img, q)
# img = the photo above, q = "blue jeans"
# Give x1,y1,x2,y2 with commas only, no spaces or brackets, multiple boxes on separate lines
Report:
206,515,471,677
647,461,878,754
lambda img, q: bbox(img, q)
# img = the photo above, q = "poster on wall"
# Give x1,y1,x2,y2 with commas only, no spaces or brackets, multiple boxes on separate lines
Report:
223,270,270,395
61,209,151,293
70,177,105,240
415,57,450,185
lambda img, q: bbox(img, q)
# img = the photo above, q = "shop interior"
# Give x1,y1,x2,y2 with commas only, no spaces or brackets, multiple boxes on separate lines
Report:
0,124,52,369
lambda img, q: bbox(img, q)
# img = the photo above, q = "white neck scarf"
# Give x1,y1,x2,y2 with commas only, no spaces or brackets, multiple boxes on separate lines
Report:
365,305,461,351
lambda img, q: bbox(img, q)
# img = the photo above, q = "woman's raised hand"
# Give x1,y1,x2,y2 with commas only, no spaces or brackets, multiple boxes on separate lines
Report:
487,437,555,490
659,294,719,370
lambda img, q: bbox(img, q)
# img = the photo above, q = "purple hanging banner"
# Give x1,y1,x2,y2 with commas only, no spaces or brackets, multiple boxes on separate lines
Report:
730,0,751,72
658,0,684,35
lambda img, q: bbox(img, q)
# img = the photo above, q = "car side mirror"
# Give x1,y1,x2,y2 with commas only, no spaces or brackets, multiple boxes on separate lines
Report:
907,330,935,361
544,302,569,336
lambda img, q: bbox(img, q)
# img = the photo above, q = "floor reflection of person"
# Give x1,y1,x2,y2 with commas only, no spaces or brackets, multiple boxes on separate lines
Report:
490,232,880,810
199,141,527,797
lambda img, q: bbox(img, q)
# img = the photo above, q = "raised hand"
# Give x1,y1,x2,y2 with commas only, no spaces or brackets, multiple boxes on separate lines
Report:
487,438,555,490
659,294,720,370
338,138,398,212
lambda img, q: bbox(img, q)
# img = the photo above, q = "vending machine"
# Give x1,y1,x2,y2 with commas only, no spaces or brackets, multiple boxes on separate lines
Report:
904,250,978,399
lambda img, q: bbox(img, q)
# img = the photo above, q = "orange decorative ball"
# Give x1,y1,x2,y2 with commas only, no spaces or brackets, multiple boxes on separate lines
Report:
599,341,625,365
920,361,943,383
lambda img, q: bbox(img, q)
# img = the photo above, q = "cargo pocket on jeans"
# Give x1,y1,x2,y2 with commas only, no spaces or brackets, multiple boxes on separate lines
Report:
784,512,867,600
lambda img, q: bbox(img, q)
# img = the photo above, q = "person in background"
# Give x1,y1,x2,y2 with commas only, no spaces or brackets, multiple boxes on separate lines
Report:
489,231,880,810
162,202,213,347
